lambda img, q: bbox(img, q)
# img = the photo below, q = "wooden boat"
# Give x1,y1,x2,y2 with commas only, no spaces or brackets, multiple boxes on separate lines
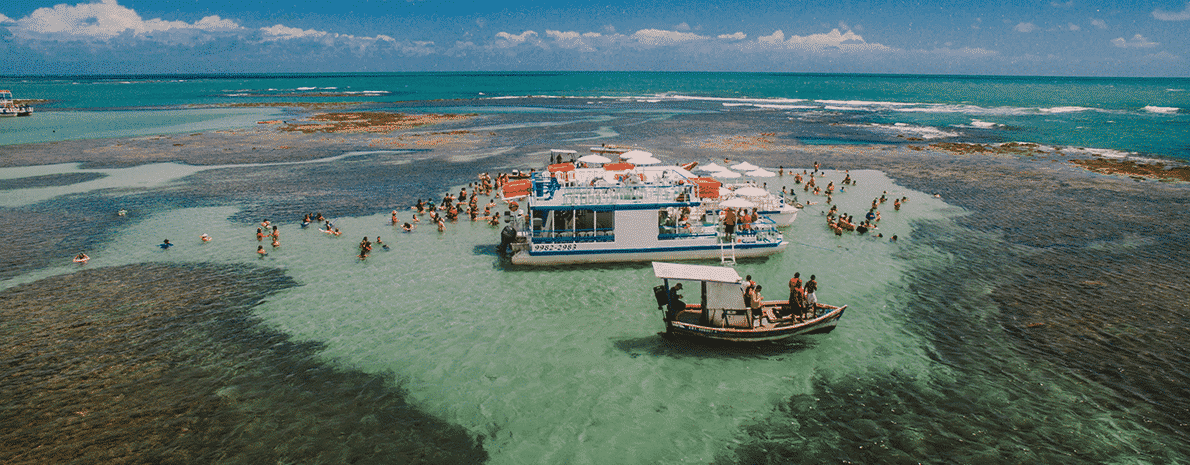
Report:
651,262,847,343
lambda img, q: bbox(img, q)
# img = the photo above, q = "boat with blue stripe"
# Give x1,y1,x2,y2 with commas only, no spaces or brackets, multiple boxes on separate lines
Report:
497,148,788,266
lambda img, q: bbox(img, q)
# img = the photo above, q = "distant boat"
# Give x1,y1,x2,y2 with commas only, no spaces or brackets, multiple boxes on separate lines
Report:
0,90,33,117
651,262,847,343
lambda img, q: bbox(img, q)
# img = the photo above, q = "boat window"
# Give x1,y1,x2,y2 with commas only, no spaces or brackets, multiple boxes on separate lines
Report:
530,209,614,242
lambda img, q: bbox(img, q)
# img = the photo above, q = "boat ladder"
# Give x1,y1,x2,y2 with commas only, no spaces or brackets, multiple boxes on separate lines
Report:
720,239,736,266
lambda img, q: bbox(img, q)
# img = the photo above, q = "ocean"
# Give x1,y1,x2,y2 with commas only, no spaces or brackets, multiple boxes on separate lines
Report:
1,72,1188,464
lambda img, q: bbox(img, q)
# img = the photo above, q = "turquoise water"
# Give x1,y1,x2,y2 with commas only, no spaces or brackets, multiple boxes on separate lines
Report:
3,165,972,463
3,73,1188,160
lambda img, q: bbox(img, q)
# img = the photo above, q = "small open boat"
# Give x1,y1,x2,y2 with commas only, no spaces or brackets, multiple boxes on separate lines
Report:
651,262,847,343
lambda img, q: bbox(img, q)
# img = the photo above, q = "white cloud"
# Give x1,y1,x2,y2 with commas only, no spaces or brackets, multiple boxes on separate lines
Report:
755,29,892,52
1111,34,1158,48
546,30,601,52
0,13,14,24
494,30,539,48
630,28,707,47
717,32,746,40
1066,23,1081,31
674,22,691,32
1090,19,1107,29
1014,22,1037,33
1153,3,1190,21
11,0,241,41
2,0,421,55
260,24,327,40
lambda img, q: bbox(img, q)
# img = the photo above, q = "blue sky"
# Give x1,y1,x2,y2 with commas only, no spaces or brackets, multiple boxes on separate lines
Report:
1,0,1188,76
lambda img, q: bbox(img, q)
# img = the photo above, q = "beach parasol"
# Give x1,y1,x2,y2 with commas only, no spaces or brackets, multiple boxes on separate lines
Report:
632,156,663,165
620,149,653,159
733,186,769,197
746,168,776,177
712,170,742,178
720,198,755,209
730,161,759,171
578,154,612,164
699,162,727,172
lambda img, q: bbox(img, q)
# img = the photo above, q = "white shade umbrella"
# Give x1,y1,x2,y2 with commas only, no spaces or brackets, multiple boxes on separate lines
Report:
730,161,759,171
699,162,727,172
578,154,612,164
746,168,776,177
720,198,755,208
733,186,769,197
712,170,742,179
632,156,663,165
620,149,653,159
718,186,733,197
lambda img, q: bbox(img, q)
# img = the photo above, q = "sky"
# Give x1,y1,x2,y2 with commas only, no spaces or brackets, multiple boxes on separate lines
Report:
1,0,1188,76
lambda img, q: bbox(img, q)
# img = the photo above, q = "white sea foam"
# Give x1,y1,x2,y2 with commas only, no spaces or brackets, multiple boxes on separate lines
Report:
1143,105,1179,114
842,122,959,139
296,87,317,91
969,120,1000,129
1038,106,1095,114
815,99,918,107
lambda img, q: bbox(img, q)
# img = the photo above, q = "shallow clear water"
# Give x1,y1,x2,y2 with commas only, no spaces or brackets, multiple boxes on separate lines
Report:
2,164,987,463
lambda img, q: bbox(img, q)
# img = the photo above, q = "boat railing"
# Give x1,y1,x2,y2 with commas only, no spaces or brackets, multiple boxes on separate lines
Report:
532,174,698,206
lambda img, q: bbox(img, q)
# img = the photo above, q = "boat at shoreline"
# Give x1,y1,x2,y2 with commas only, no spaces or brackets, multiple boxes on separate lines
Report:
0,90,34,117
497,149,788,265
651,262,847,343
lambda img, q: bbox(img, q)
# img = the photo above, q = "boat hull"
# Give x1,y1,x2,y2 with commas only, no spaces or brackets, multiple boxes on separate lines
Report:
510,241,787,265
665,305,845,343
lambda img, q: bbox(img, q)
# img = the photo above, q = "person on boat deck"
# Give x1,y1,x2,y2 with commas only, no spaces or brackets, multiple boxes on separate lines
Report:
742,274,757,308
805,275,819,318
787,273,805,317
750,285,767,323
668,283,686,319
722,207,736,241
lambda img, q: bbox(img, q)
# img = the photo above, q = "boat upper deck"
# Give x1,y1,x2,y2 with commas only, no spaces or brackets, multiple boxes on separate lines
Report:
527,164,715,209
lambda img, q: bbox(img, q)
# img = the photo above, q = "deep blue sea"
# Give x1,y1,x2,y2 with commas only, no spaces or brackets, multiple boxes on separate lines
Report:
3,72,1189,160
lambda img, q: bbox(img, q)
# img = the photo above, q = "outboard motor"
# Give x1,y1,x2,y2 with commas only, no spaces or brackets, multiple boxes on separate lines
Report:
653,285,668,310
498,225,518,256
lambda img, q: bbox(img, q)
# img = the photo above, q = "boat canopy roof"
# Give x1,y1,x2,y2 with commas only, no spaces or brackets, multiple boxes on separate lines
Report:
652,262,742,284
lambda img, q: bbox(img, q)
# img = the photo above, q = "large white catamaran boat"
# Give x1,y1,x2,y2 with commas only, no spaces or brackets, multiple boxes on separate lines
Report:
497,148,789,266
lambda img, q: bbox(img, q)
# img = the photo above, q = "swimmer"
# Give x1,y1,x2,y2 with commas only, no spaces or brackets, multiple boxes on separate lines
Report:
257,245,267,257
375,236,389,250
74,252,89,263
271,237,280,248
392,210,400,225
256,228,264,241
117,209,127,216
200,233,212,242
159,239,173,249
437,218,446,232
402,222,414,232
